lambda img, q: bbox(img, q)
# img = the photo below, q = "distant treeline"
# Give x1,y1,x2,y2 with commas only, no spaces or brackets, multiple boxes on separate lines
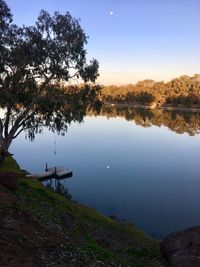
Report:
101,74,200,108
58,83,200,136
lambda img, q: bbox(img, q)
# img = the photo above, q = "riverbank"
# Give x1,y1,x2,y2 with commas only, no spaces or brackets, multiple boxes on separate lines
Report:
0,156,165,267
104,102,200,112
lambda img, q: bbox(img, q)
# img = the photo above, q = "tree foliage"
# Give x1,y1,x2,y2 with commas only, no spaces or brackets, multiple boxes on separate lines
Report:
101,75,200,107
0,0,99,158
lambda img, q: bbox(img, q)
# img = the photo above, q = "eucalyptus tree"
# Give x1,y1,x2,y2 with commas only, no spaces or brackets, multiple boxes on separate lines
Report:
0,0,99,159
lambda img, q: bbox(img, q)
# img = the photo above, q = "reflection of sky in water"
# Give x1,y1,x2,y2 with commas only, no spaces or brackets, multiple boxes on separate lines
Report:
11,116,200,238
0,109,6,118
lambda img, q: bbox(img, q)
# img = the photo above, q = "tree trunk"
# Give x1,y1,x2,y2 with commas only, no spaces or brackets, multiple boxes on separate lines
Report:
0,137,12,162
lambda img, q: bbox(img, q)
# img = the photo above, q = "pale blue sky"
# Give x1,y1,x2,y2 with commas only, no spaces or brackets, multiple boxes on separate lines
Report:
6,0,200,84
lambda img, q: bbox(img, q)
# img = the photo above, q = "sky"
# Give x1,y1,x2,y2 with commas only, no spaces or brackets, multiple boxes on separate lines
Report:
6,0,200,85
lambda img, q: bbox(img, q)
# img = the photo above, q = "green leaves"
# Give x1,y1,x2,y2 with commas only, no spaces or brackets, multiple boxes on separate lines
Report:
0,0,99,106
0,1,100,155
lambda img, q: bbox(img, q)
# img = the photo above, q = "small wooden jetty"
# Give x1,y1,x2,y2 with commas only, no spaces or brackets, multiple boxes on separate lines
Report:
26,164,73,181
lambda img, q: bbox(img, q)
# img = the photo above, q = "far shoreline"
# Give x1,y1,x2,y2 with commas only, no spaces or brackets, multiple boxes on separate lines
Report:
104,101,200,113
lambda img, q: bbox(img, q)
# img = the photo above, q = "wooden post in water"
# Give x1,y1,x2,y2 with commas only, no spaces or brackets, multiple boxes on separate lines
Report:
45,162,48,172
55,166,57,176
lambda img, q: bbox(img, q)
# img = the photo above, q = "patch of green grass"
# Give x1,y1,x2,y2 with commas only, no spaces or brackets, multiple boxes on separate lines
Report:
75,236,125,265
15,178,163,265
0,156,27,175
0,157,165,266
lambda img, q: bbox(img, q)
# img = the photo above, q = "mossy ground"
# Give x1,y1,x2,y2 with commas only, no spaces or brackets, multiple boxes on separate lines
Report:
0,156,166,266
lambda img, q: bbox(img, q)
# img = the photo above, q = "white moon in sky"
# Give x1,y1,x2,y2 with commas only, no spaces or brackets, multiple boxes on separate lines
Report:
110,11,114,15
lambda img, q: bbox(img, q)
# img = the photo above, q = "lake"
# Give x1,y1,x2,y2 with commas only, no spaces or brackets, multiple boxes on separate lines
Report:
10,107,200,238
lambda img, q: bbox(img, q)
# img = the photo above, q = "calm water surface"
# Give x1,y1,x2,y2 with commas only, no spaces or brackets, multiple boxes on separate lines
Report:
11,113,200,238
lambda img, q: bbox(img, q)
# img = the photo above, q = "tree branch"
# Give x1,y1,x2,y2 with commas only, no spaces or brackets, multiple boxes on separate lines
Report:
0,119,3,139
13,124,44,139
4,107,11,137
68,71,79,80
40,74,54,89
13,126,29,139
17,111,35,129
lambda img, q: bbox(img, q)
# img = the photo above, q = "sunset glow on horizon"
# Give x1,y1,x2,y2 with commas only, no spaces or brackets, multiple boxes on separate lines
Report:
97,70,200,85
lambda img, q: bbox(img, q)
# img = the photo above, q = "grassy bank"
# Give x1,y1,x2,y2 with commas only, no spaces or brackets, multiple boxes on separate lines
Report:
0,157,166,266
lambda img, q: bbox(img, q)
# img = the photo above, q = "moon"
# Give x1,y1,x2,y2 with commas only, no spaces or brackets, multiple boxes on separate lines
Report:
110,11,114,16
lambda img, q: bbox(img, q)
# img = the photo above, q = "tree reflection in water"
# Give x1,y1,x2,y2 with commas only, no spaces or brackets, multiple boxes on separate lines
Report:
46,179,72,200
87,105,200,136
